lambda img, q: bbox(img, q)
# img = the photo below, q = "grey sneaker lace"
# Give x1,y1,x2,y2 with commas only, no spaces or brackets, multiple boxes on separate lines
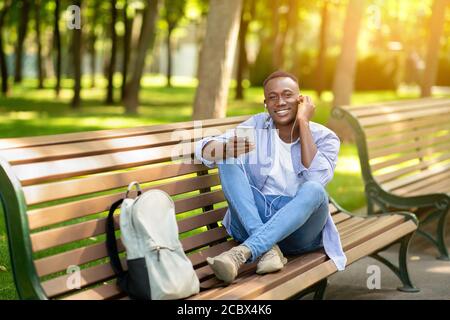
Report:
259,248,277,263
229,248,247,266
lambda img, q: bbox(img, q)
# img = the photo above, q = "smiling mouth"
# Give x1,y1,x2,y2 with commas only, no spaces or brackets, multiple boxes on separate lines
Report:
274,108,290,116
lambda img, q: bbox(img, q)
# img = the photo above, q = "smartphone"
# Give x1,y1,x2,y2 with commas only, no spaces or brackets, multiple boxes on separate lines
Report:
235,125,256,145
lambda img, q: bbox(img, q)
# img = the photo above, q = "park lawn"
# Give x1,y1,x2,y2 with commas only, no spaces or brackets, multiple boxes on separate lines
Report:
0,76,444,299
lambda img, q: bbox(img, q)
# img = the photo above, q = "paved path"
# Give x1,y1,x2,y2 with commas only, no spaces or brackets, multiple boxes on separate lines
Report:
324,213,450,300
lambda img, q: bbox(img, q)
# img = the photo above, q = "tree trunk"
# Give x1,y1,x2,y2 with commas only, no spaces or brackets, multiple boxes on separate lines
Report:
44,31,54,78
273,0,297,69
0,1,11,96
123,0,160,114
121,0,132,101
14,0,30,84
54,0,62,96
35,0,44,89
90,0,100,89
90,37,97,89
235,0,254,100
420,0,449,97
193,0,243,120
315,0,329,100
71,0,82,109
106,0,118,104
166,26,173,88
271,0,282,69
328,0,366,142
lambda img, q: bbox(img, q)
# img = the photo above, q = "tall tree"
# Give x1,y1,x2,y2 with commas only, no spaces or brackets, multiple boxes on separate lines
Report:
14,0,30,83
35,0,44,89
123,0,161,114
121,0,132,100
328,0,366,141
315,0,330,100
71,0,82,109
106,0,118,104
235,0,255,100
193,0,243,119
272,0,298,69
89,0,100,88
54,0,62,96
0,0,11,95
163,0,187,88
421,0,449,97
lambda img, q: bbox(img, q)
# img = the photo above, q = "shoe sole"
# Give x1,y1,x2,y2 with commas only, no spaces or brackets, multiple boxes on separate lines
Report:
256,257,288,275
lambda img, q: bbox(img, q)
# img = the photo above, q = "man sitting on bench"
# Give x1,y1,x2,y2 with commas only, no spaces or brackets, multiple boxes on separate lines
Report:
195,71,347,284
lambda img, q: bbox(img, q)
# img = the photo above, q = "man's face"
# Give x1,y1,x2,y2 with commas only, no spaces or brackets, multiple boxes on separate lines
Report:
264,77,300,126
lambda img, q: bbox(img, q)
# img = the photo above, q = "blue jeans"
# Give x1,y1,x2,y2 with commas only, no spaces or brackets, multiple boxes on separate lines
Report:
218,163,329,262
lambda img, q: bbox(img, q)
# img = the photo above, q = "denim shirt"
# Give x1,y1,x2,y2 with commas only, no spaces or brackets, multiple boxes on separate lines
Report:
194,113,347,271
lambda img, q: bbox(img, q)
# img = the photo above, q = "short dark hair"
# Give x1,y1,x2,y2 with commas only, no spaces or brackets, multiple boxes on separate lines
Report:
263,70,299,89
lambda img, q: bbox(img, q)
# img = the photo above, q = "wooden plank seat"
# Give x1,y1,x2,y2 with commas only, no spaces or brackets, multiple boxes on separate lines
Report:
0,115,419,300
333,97,450,260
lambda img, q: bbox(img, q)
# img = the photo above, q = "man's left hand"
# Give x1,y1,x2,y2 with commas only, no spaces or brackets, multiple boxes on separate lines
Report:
297,95,316,123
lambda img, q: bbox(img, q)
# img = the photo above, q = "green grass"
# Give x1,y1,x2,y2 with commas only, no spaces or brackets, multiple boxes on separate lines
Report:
0,75,445,299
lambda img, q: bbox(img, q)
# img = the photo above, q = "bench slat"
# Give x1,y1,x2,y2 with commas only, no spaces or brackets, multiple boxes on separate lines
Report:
369,134,450,159
375,154,450,184
370,142,450,172
387,167,450,195
364,114,450,137
367,123,449,150
343,97,445,111
359,105,450,127
13,142,196,186
349,99,449,118
0,116,250,150
382,161,450,191
407,178,450,197
62,282,123,300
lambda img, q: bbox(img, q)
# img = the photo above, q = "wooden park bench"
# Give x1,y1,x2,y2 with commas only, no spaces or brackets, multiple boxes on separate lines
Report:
333,97,450,260
0,115,420,300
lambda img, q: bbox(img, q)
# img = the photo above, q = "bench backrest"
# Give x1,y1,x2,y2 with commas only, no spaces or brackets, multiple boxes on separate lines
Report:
334,98,450,196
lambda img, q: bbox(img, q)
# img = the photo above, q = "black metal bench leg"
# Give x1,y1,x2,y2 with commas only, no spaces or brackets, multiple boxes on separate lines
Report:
370,233,420,293
312,278,328,300
436,206,449,261
290,278,328,300
397,233,420,292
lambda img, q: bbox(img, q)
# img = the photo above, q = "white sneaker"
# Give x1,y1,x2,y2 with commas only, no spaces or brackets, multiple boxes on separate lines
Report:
206,245,251,284
256,244,288,275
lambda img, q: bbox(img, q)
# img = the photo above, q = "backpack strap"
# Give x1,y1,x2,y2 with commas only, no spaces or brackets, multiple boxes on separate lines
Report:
106,198,125,277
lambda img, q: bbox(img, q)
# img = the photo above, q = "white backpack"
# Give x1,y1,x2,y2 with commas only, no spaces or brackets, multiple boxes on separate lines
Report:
106,181,200,300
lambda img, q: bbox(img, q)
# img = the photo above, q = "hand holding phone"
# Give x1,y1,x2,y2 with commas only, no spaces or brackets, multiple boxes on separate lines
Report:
223,126,256,158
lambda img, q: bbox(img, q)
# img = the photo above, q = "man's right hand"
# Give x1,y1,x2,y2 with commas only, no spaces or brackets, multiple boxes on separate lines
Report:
202,137,255,162
224,136,255,158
